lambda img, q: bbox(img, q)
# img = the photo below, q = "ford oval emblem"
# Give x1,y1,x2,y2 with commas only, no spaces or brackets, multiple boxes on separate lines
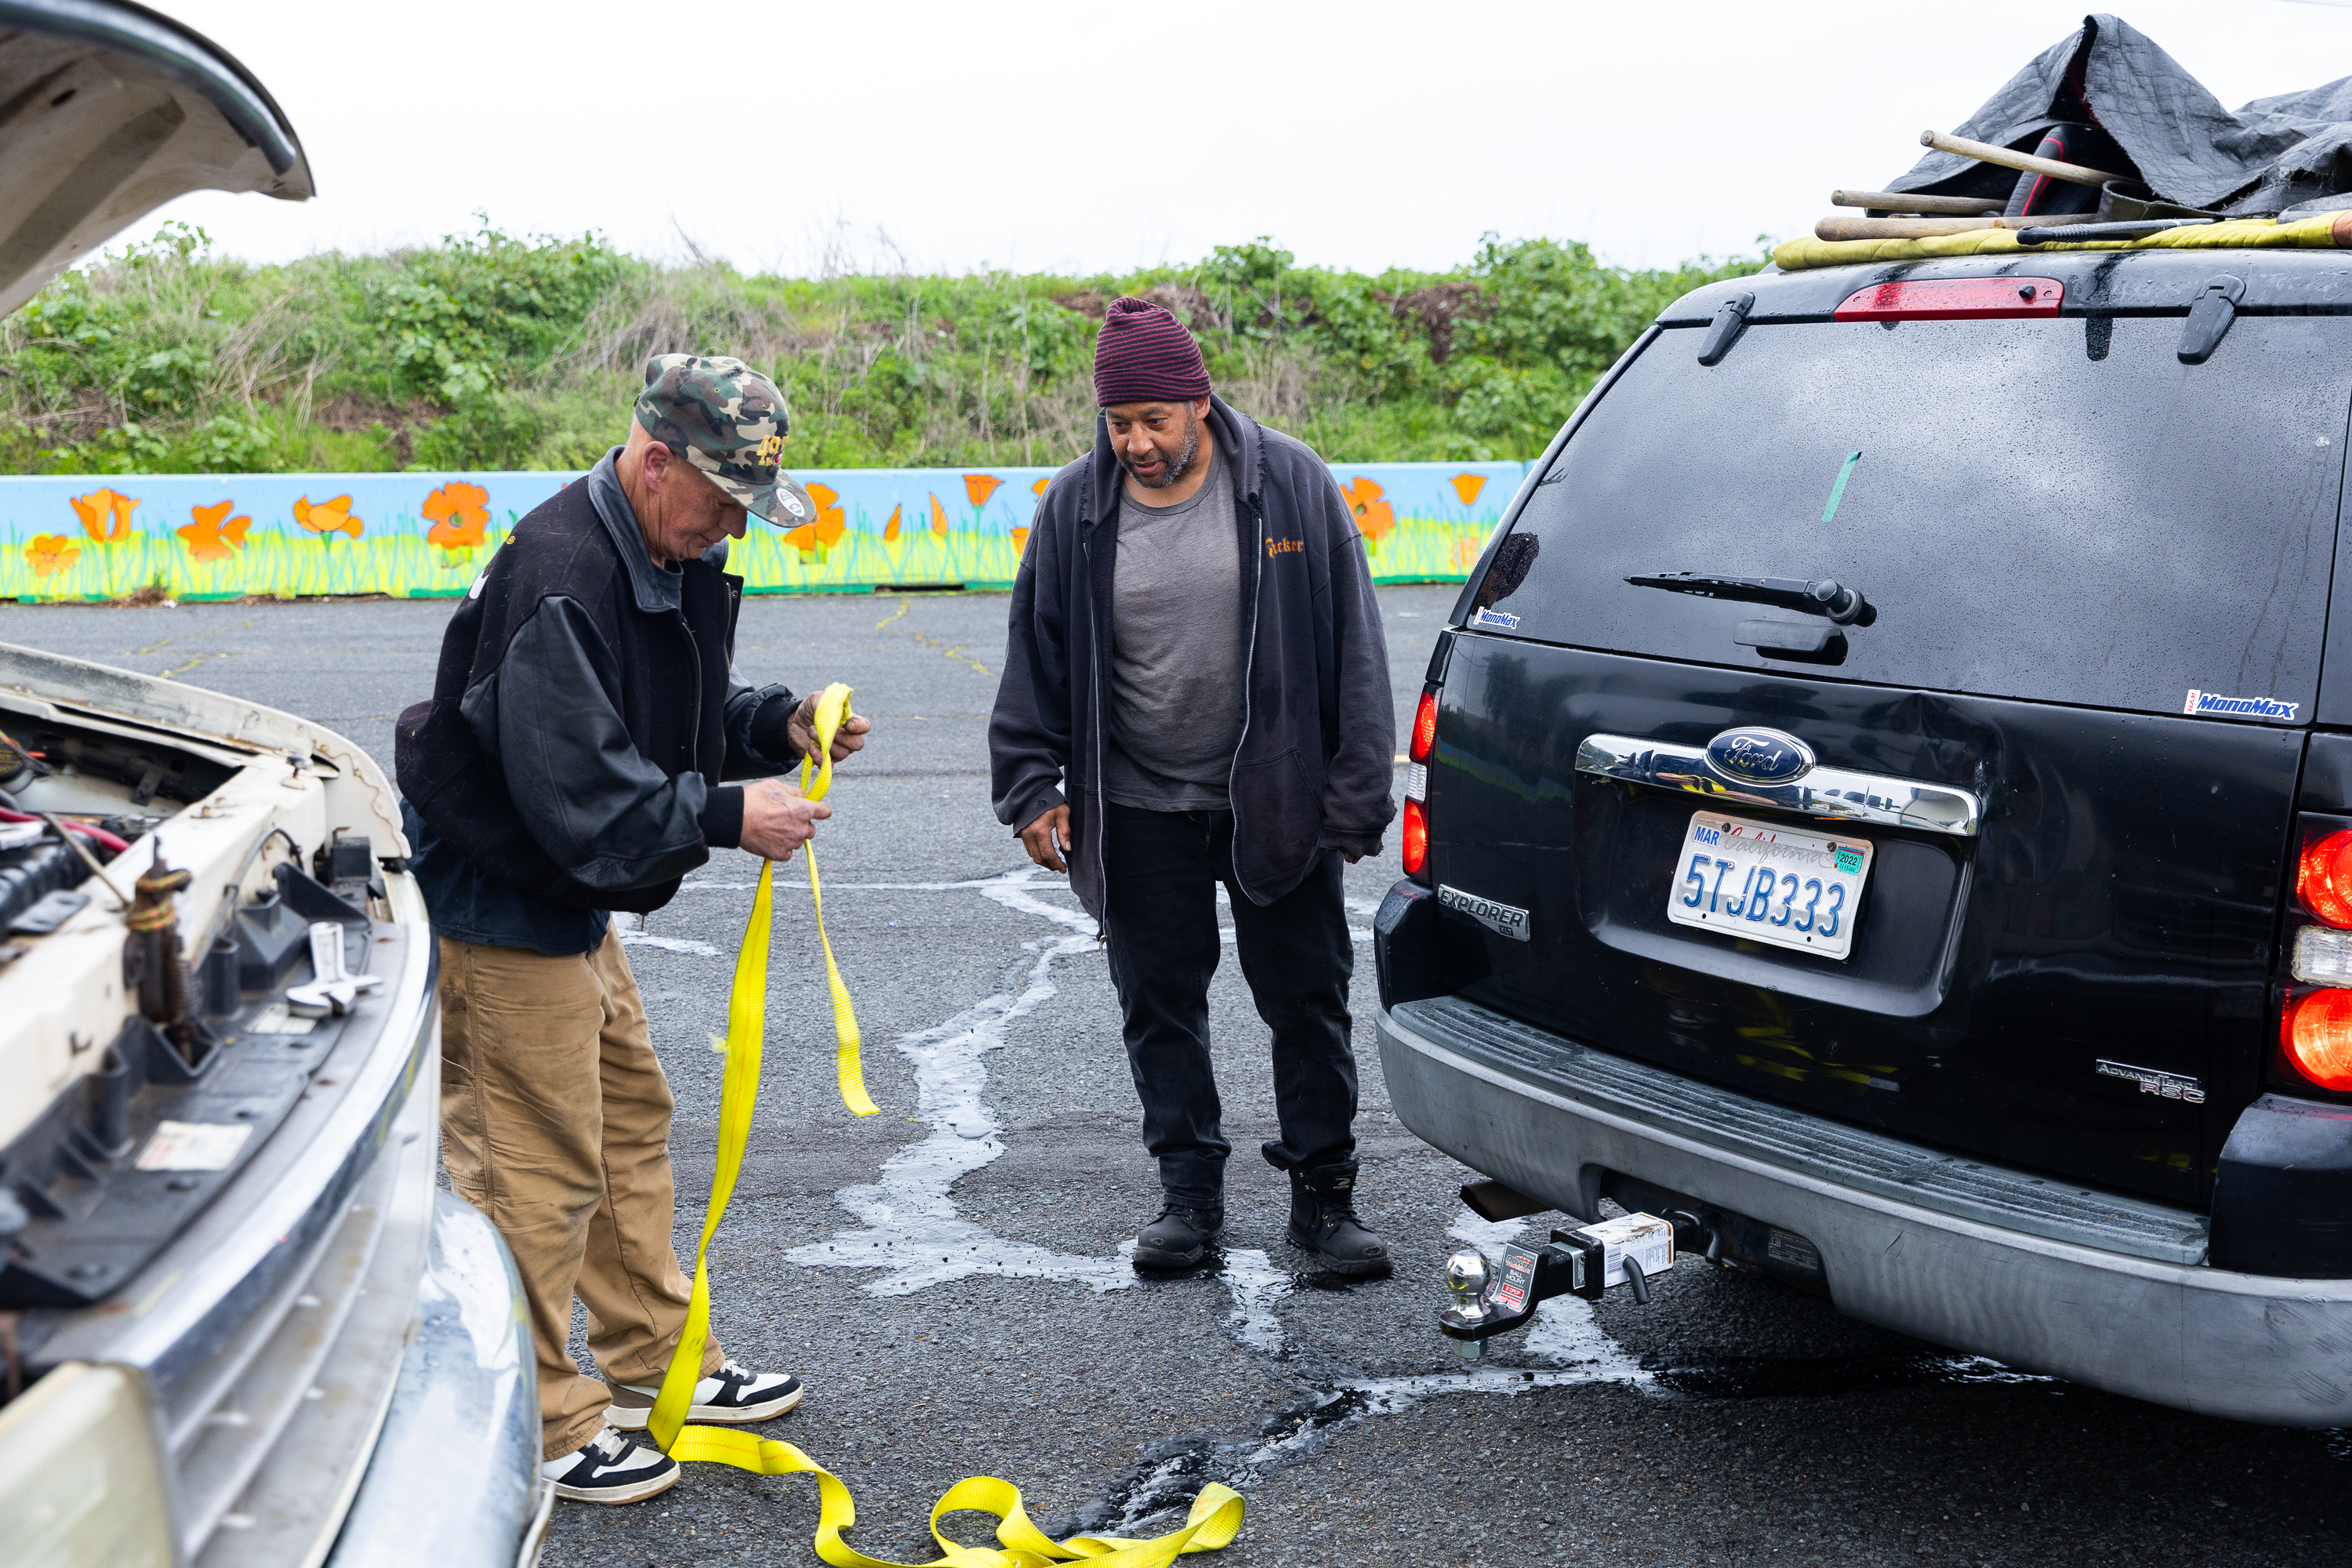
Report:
1704,726,1815,786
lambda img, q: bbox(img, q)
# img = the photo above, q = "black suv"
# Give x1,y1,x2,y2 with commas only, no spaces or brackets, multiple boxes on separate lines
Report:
1377,246,2352,1425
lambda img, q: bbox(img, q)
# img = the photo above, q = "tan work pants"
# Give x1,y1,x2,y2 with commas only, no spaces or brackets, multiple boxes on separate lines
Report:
438,928,724,1461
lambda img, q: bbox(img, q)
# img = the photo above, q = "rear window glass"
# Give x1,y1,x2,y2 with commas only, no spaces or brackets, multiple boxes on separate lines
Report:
1485,314,2351,718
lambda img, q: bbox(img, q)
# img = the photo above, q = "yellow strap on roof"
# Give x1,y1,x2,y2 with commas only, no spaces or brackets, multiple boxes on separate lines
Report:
1771,212,2349,273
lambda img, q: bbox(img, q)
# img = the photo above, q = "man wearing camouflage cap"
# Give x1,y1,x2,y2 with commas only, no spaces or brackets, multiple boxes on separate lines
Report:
395,354,871,1504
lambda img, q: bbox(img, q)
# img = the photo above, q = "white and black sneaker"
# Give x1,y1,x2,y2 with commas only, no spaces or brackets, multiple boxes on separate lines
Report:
605,1360,804,1430
539,1425,679,1504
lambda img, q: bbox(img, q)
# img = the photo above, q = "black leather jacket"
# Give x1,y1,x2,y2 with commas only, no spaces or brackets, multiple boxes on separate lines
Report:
396,449,798,919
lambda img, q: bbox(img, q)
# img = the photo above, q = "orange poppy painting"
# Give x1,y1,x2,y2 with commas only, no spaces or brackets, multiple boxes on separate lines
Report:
70,488,138,543
25,534,81,577
883,503,902,544
292,495,362,539
423,481,490,553
1450,473,1487,506
929,494,949,537
782,483,848,558
177,500,252,563
1340,477,1394,546
964,474,1003,508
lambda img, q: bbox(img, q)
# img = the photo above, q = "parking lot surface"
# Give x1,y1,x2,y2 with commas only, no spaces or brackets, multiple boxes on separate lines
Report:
9,587,2349,1567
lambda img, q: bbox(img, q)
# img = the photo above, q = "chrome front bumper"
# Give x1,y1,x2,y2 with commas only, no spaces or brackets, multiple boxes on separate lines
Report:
1380,997,2352,1427
328,1192,550,1568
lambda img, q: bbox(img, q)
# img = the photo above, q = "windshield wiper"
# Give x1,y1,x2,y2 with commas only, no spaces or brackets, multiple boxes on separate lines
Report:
1624,572,1869,625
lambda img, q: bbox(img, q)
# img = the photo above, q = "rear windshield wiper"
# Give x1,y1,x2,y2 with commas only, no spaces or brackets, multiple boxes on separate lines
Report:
1624,572,1868,625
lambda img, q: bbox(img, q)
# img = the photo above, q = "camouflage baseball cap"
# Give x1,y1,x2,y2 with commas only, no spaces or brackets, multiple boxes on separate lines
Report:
634,354,815,528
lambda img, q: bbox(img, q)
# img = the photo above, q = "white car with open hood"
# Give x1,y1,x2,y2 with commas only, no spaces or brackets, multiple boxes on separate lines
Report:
0,5,546,1565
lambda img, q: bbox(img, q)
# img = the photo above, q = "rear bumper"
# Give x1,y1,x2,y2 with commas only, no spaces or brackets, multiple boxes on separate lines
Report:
1380,999,2352,1427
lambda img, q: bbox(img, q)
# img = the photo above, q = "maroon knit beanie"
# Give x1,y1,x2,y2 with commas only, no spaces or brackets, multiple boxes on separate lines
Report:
1092,296,1211,406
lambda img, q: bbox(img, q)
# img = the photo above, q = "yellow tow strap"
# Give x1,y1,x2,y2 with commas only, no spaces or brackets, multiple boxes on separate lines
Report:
800,684,878,1119
647,684,1247,1565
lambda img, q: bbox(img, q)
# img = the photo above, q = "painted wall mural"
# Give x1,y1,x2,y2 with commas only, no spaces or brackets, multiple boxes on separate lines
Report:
0,461,1530,601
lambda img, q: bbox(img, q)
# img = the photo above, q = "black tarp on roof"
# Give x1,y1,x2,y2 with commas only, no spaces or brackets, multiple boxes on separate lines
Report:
1889,13,2352,216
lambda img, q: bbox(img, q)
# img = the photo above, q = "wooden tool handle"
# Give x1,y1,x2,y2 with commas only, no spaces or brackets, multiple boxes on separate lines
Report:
1919,129,2127,190
1814,216,2028,241
1831,188,2004,216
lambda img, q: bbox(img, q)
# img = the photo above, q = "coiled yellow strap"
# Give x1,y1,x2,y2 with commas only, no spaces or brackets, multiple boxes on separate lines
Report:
645,686,1247,1563
669,1425,1243,1567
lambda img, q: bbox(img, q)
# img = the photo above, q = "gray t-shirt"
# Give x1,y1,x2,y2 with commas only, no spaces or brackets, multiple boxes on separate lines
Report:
1104,445,1247,811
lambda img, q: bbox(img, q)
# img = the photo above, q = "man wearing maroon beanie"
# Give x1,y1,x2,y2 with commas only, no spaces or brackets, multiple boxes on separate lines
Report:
989,297,1397,1276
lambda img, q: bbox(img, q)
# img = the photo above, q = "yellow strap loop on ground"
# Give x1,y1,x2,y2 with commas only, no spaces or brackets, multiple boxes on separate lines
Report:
647,699,1247,1563
668,1426,1243,1568
801,682,877,1118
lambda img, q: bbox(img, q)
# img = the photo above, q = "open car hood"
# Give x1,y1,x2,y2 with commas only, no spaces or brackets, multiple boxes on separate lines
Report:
0,0,310,316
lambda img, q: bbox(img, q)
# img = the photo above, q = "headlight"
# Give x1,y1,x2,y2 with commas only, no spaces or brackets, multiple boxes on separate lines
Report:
0,1363,174,1568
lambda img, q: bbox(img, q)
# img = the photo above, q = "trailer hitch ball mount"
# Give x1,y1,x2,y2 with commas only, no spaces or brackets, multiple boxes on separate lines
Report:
1439,1212,1684,1357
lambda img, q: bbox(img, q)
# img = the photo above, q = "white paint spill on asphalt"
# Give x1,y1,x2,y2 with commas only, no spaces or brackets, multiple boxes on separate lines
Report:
747,864,1653,1375
1216,1249,1291,1354
1095,1362,1653,1537
783,867,1132,1295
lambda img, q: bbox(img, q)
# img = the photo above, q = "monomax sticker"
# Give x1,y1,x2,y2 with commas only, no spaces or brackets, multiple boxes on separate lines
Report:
2184,688,2300,720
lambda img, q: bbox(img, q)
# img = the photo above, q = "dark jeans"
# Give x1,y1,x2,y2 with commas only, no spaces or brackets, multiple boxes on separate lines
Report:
1102,803,1358,1209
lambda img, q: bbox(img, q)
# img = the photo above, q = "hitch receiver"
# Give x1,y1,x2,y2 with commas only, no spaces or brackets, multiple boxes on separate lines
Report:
1439,1213,1678,1359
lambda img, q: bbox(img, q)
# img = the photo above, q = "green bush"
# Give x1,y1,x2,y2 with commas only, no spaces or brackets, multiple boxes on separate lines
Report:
0,223,1763,473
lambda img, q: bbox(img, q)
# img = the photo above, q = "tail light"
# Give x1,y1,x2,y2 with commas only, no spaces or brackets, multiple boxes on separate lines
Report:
2284,991,2352,1091
1403,686,1438,881
2299,830,2352,928
2279,815,2352,1095
1410,691,1437,764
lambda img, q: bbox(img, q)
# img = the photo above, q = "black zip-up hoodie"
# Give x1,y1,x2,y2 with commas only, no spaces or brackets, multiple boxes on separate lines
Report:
989,397,1395,922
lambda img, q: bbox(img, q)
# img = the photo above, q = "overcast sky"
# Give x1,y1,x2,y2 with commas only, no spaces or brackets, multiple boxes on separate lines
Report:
122,0,2352,278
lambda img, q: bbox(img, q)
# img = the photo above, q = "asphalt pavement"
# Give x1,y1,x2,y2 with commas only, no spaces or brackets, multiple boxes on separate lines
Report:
7,588,2347,1568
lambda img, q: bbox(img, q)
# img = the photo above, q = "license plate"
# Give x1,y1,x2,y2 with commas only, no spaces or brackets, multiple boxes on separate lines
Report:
1665,810,1874,960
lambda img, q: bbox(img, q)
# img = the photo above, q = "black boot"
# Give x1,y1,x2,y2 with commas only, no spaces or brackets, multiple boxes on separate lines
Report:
1287,1162,1391,1277
1134,1202,1223,1272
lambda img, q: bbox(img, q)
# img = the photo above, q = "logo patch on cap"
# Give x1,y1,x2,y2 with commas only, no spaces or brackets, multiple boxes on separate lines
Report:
635,354,807,528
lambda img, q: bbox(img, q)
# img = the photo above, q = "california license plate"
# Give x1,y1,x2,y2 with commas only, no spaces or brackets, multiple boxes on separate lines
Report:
1665,811,1874,960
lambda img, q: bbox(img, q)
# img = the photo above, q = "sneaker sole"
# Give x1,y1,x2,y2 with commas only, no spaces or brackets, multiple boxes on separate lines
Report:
551,1463,680,1505
606,1383,804,1432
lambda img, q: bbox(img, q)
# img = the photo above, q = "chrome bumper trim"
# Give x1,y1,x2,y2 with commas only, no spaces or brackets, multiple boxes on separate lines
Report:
326,1192,543,1568
1575,732,1984,837
192,1036,442,1566
1379,1003,2352,1426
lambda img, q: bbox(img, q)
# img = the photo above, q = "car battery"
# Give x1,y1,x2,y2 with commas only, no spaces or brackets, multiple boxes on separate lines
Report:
1552,1212,1676,1300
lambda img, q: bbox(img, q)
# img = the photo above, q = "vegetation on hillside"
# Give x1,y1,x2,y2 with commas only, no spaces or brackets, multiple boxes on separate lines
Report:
0,222,1764,475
